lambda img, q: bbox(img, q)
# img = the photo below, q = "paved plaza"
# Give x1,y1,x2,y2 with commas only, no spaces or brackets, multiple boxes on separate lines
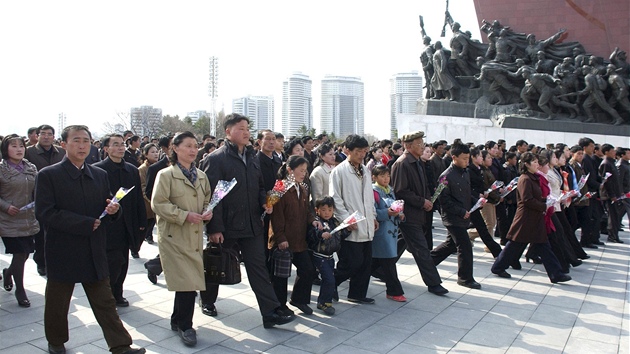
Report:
1,216,628,353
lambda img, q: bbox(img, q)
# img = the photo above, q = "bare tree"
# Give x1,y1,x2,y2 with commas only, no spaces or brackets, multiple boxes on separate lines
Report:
101,111,132,134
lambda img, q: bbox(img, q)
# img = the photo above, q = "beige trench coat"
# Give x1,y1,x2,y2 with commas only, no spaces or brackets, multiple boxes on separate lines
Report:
151,165,210,291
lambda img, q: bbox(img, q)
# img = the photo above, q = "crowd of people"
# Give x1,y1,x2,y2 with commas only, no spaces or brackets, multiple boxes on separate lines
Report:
0,119,629,352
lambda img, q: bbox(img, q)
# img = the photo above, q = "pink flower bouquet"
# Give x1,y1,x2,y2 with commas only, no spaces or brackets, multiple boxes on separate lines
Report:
330,211,366,235
205,178,237,213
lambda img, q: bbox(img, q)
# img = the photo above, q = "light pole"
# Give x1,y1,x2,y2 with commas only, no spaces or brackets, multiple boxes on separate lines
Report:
208,56,219,136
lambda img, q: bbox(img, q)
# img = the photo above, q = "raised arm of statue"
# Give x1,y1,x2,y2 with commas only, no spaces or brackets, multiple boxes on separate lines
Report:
610,47,620,62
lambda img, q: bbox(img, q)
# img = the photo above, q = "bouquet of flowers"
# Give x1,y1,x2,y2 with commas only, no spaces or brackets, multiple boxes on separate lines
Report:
99,186,134,219
19,202,35,211
390,200,405,213
577,173,590,190
559,190,579,204
577,191,596,203
469,198,487,213
500,177,519,198
545,195,558,209
430,176,448,203
204,178,237,213
485,180,504,195
261,179,295,218
330,211,367,235
617,192,630,200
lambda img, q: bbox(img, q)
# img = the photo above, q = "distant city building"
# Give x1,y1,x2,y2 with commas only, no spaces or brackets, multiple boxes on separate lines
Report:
282,72,313,137
130,105,163,138
232,95,275,131
320,75,364,137
58,112,66,137
186,110,208,124
390,72,422,139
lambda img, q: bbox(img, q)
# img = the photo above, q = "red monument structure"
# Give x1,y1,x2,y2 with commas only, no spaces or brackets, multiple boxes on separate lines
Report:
473,0,629,58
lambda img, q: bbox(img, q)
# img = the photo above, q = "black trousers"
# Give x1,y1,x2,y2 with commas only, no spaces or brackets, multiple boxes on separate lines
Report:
398,222,441,286
493,241,562,281
606,200,622,239
495,202,509,240
470,209,502,257
272,250,314,305
171,291,196,331
106,248,129,300
431,225,474,282
145,218,156,241
371,258,403,296
423,210,434,250
503,203,517,244
556,210,588,259
335,240,372,299
575,205,593,245
589,200,603,242
45,278,132,351
33,227,45,268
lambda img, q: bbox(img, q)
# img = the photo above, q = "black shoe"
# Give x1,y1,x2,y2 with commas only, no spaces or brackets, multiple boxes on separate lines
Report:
347,297,375,304
147,270,157,285
457,280,482,289
48,343,66,354
145,238,154,245
551,274,572,283
582,244,598,249
3,268,12,292
120,348,146,354
277,305,295,317
428,285,449,295
510,260,522,270
131,252,140,259
263,309,296,328
580,254,591,259
593,241,605,246
494,271,511,278
201,303,217,317
570,259,583,267
290,301,313,314
37,267,47,276
115,298,130,307
178,328,197,347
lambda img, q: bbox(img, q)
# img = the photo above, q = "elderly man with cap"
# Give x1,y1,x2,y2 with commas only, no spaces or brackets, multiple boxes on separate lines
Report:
391,131,448,295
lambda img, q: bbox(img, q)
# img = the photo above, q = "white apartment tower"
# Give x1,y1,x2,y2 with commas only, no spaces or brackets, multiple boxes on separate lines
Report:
232,95,275,131
186,110,208,124
390,72,422,139
130,105,163,138
282,72,312,137
320,75,364,137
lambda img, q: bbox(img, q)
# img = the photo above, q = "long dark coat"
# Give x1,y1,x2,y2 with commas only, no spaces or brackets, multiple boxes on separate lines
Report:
391,151,430,225
507,172,548,243
94,157,147,252
35,157,119,283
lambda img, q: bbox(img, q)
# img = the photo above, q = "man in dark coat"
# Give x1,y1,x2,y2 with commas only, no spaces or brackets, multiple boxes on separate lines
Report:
580,138,604,246
35,125,144,354
599,144,624,243
391,131,447,296
25,124,66,276
204,114,295,328
95,134,147,306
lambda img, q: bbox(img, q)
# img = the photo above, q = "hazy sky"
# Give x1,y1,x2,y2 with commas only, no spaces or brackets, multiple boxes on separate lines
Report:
0,0,480,139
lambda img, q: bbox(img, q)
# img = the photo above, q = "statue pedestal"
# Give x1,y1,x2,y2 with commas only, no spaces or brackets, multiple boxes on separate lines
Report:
495,115,630,137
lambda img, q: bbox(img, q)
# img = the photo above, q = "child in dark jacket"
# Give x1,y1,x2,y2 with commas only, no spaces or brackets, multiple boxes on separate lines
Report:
307,196,348,315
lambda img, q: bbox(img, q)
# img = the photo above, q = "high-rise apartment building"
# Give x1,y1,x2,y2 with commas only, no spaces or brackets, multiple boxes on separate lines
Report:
320,76,364,138
282,72,312,137
186,110,208,124
390,72,422,139
130,105,162,138
232,95,275,131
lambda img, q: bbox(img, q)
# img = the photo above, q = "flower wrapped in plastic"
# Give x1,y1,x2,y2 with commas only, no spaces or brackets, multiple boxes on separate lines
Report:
545,195,558,209
469,198,487,213
577,191,596,203
499,177,519,198
602,172,612,184
559,189,579,203
205,178,237,213
430,176,448,203
330,210,366,235
19,201,35,211
99,186,134,219
485,180,504,195
618,192,630,200
261,179,295,218
390,200,405,213
577,173,590,190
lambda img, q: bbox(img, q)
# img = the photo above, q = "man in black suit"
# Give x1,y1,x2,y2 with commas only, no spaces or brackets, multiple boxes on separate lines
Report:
256,130,283,260
95,134,147,306
35,125,144,354
579,137,604,246
599,144,624,243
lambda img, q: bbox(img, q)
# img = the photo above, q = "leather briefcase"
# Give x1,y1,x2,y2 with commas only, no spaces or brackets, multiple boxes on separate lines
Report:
203,243,241,285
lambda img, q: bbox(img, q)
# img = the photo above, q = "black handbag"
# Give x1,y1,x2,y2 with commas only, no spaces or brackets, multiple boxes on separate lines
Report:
203,243,241,285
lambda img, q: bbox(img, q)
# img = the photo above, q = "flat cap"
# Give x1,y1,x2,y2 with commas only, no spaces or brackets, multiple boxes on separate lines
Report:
401,131,425,143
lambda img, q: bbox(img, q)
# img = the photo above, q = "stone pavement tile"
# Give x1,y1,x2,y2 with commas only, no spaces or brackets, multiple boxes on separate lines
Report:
505,339,563,354
29,323,107,353
153,325,240,354
516,321,572,348
219,325,300,353
344,323,415,353
404,323,468,351
569,318,622,345
70,343,111,353
429,306,486,330
326,344,379,354
319,306,387,332
0,322,45,349
452,291,501,311
212,297,258,318
481,304,534,327
578,301,625,324
501,290,546,311
127,323,181,348
509,275,555,295
0,306,45,331
449,341,508,353
143,343,190,354
376,307,437,332
404,291,457,314
1,343,47,354
563,337,620,354
540,288,587,310
120,306,174,329
460,320,521,348
265,344,314,353
207,306,266,334
529,303,578,326
389,342,447,354
282,323,357,354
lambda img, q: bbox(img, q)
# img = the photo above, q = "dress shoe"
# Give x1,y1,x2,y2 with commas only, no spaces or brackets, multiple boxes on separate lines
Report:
147,270,157,285
386,294,407,302
580,254,591,259
178,328,197,347
526,256,542,264
201,303,217,317
290,300,313,314
551,274,572,283
428,284,449,295
48,343,66,354
608,237,624,243
582,244,598,249
277,305,295,316
317,302,335,315
510,260,522,270
120,348,146,354
347,297,375,304
570,259,583,267
494,271,511,278
593,241,605,246
263,309,296,328
3,269,12,291
17,296,31,308
131,251,140,259
37,267,47,276
457,280,482,289
115,298,130,307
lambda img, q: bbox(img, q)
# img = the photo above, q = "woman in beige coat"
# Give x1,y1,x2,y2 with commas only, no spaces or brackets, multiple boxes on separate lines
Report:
151,132,212,347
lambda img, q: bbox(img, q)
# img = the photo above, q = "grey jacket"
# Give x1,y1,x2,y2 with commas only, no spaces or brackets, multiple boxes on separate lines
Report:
0,160,40,237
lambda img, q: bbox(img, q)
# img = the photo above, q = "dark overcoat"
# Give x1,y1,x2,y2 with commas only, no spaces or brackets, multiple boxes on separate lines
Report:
391,151,430,225
506,172,548,243
269,184,315,252
94,157,147,252
256,151,283,192
35,157,119,283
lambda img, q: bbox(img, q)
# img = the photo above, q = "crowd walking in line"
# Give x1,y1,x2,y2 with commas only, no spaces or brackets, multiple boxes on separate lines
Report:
0,119,629,352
